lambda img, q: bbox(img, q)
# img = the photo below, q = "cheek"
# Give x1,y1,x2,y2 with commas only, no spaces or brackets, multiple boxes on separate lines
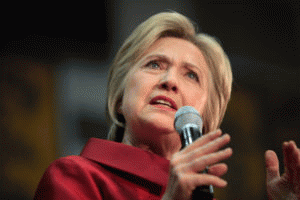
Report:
185,88,208,115
125,71,156,98
122,73,150,115
122,80,139,114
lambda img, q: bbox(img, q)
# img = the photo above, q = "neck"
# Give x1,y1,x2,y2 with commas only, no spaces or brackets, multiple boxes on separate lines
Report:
122,129,181,160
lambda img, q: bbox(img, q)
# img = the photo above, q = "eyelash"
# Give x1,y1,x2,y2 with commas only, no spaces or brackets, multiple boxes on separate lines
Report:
145,60,200,82
145,61,162,69
186,71,199,82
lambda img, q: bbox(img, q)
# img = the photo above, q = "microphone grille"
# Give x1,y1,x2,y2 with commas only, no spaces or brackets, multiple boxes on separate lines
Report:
174,106,203,133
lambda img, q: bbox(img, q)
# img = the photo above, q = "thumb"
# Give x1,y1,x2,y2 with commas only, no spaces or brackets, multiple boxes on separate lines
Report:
265,150,280,182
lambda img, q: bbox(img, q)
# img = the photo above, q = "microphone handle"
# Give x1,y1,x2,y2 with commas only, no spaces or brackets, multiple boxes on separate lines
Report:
192,186,214,200
192,167,214,200
180,127,214,200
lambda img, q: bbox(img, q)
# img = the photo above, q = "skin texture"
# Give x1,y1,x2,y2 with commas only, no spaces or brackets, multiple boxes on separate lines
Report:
120,37,232,199
121,37,210,159
163,130,232,200
265,141,300,200
119,36,300,200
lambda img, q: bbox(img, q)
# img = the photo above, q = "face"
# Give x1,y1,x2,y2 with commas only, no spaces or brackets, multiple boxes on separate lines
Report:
121,37,209,141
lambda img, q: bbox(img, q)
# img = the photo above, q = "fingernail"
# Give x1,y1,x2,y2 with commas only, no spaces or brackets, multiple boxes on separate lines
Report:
222,133,230,140
210,129,220,135
222,180,228,186
283,141,288,146
215,129,222,135
224,147,232,154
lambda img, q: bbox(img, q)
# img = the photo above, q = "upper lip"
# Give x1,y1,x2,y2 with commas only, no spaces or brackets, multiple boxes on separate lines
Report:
150,95,178,110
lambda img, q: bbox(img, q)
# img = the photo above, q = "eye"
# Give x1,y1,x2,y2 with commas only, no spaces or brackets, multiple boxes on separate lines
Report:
145,61,161,69
187,71,199,82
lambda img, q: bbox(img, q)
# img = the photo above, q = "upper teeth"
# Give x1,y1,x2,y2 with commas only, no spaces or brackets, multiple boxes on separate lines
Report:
154,100,172,107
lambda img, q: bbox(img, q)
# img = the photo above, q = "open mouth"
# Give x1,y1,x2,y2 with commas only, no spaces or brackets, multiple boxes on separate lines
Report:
150,96,177,110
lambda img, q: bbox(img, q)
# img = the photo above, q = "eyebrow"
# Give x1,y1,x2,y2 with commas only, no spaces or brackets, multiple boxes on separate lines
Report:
144,54,171,64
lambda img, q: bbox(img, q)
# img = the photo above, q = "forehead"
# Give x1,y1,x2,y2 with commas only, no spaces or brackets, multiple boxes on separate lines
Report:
141,37,208,69
127,37,211,81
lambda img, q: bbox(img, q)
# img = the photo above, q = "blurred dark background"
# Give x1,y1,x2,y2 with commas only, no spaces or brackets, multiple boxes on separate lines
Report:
1,1,299,199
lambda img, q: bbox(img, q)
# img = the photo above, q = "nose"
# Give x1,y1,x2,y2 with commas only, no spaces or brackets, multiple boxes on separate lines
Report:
159,69,178,92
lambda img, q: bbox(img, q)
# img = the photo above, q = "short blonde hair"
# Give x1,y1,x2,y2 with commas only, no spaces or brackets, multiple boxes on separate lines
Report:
107,11,233,141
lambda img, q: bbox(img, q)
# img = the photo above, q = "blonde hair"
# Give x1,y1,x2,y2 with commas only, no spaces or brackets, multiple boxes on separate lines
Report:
106,11,233,141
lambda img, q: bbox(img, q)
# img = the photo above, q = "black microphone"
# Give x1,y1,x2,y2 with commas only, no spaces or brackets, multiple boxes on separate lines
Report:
174,106,214,200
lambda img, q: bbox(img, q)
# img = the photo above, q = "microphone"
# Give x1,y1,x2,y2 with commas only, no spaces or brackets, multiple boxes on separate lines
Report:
174,106,214,200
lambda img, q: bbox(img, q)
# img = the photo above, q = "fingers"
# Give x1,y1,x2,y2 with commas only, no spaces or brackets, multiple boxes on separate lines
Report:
186,173,228,188
165,130,231,200
265,150,280,182
187,147,232,173
180,133,231,164
181,129,223,154
281,141,300,196
283,141,300,179
195,133,231,158
171,129,231,175
208,163,228,177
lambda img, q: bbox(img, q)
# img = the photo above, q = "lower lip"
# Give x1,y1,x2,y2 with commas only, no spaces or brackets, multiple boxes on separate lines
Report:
151,104,176,112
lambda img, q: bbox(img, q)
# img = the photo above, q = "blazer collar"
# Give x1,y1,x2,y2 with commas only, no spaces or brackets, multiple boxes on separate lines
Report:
80,138,170,186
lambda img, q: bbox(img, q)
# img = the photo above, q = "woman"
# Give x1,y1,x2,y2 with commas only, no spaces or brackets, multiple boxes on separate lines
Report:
34,12,300,200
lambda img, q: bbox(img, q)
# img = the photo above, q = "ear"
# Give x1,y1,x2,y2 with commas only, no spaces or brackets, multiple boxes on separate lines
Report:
116,102,126,124
117,102,123,114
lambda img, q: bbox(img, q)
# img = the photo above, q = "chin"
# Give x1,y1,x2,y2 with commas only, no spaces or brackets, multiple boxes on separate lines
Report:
143,116,175,134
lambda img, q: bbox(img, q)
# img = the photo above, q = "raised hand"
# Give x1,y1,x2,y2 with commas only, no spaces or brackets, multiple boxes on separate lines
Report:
265,141,300,200
162,129,232,200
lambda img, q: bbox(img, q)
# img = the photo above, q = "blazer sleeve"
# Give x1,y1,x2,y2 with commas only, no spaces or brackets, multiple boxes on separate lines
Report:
34,156,103,200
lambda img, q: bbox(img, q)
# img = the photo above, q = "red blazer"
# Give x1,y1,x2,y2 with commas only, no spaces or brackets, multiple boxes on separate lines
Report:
34,138,170,199
34,138,217,199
